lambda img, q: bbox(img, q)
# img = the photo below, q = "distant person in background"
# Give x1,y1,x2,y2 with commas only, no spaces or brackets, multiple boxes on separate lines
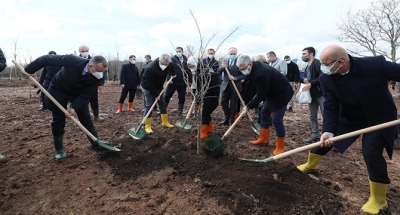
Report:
38,51,62,111
79,45,105,121
141,54,158,112
267,51,287,76
284,55,300,112
116,55,140,113
113,72,117,82
0,48,6,159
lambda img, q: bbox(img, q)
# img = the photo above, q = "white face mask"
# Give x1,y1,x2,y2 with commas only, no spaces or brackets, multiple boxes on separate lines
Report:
286,60,291,64
159,64,167,70
190,68,196,72
176,53,182,58
208,55,214,59
92,71,103,79
81,52,89,58
321,60,341,75
130,60,136,64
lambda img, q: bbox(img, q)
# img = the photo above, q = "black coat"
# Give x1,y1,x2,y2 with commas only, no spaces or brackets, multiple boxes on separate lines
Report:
246,61,293,111
168,55,192,87
305,59,323,98
195,61,220,98
120,63,140,89
286,61,300,83
0,48,6,72
141,58,176,97
25,54,101,111
39,65,62,88
321,55,400,157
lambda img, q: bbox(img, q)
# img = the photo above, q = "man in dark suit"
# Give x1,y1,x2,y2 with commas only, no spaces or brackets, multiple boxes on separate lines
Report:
141,54,176,133
164,47,192,117
24,54,109,160
38,51,62,111
79,45,105,121
239,55,293,155
284,55,300,112
116,55,140,113
297,44,400,214
218,47,245,125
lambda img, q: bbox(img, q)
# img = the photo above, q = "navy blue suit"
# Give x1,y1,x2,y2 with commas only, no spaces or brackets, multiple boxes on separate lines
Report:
38,64,62,108
313,55,400,184
118,63,140,103
164,55,192,105
25,54,101,139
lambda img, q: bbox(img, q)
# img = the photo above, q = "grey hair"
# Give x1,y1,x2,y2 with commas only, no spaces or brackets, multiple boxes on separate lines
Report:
79,45,89,52
236,55,252,67
89,56,108,68
159,54,171,63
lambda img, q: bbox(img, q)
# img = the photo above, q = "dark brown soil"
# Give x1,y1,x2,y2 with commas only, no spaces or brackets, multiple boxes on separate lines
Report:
0,80,399,214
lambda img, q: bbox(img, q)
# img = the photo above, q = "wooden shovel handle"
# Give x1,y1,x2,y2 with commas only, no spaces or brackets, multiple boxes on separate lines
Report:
139,77,174,125
272,119,400,161
224,67,255,123
12,60,97,141
185,98,197,120
223,111,247,137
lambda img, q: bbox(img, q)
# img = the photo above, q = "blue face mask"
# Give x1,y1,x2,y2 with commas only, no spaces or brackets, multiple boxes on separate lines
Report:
240,65,251,76
230,54,236,61
321,60,340,75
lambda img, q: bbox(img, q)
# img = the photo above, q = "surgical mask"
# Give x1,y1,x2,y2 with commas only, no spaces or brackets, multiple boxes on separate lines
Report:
130,60,136,64
241,66,251,76
92,71,103,79
302,55,310,62
286,60,290,64
321,60,340,75
208,55,214,58
190,68,196,72
159,64,167,70
266,59,271,64
176,53,182,58
230,54,236,61
81,52,89,58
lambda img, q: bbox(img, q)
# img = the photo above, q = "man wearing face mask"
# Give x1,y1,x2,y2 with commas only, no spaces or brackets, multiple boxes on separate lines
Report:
284,55,300,112
79,45,105,121
141,54,176,133
297,44,400,215
301,47,324,143
24,54,110,160
267,51,287,76
238,55,293,155
164,47,192,117
116,55,140,113
218,47,245,125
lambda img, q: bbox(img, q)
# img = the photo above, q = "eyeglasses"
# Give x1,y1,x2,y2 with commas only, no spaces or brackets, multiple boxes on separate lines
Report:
230,53,236,55
322,59,343,67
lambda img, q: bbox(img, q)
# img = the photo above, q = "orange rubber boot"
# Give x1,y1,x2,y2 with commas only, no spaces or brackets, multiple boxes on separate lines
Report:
207,121,213,134
128,102,134,111
249,128,270,145
116,103,123,114
273,137,285,155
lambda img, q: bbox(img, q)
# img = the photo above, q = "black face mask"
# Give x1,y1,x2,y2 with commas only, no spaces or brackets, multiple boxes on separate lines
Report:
302,55,310,62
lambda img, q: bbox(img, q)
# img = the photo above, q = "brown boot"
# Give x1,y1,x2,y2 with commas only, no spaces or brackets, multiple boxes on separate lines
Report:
250,128,270,145
207,121,213,134
128,102,134,111
196,124,209,139
273,137,285,155
116,103,123,114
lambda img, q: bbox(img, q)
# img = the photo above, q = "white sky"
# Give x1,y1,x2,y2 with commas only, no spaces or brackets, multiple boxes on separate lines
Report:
0,0,374,65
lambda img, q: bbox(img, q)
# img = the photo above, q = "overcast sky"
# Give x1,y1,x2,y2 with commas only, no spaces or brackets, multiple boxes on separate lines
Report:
1,0,375,65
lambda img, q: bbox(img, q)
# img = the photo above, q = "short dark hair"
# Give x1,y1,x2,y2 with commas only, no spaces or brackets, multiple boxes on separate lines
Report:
302,47,316,56
266,51,276,57
208,48,215,53
48,51,57,55
129,55,136,59
144,54,151,59
284,55,290,59
176,47,183,51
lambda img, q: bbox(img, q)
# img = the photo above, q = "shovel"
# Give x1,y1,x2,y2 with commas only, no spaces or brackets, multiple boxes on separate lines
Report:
206,111,246,156
225,67,260,135
128,77,173,139
239,119,400,163
175,99,196,129
12,60,120,152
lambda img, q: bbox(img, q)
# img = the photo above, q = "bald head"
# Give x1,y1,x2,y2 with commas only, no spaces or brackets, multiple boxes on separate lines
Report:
320,44,350,74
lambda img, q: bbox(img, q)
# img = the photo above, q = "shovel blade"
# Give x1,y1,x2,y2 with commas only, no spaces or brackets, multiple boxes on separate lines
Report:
251,122,260,135
206,134,226,156
238,156,274,163
175,119,192,130
128,124,146,140
97,141,121,152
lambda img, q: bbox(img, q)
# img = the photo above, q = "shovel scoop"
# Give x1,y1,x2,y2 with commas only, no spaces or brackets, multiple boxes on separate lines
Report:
175,99,196,130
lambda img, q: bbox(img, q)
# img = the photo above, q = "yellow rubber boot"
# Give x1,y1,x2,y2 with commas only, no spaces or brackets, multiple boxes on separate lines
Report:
161,114,174,128
361,179,388,214
273,137,285,155
250,128,270,145
145,118,153,133
297,152,323,172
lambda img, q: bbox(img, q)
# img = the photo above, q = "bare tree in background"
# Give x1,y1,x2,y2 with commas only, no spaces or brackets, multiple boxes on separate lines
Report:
335,0,400,93
10,35,20,82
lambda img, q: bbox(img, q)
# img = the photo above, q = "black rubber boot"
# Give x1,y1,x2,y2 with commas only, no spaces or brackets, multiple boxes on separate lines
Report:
53,135,67,160
178,104,186,117
93,109,104,121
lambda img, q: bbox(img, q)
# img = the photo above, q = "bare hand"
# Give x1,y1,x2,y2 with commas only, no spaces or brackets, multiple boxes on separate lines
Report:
121,84,125,89
320,132,334,148
98,86,102,92
137,85,140,89
66,108,76,118
221,62,226,68
302,83,311,92
228,75,235,81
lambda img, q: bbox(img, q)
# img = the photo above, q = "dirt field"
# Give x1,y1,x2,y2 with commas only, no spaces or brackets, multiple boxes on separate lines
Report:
0,80,399,215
